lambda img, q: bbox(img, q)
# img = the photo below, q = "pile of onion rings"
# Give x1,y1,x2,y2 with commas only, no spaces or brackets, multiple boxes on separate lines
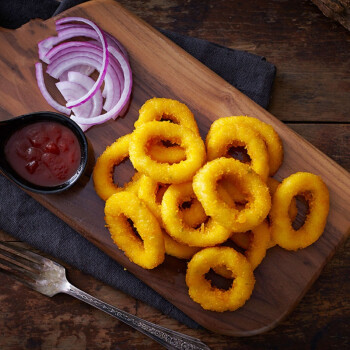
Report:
93,97,330,312
36,16,133,131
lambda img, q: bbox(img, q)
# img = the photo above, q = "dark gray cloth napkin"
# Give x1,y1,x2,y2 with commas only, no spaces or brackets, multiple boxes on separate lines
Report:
0,0,276,328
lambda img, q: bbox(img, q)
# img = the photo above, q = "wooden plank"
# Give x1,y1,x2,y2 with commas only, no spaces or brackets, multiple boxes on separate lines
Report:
1,228,349,349
117,0,350,124
0,0,349,336
287,123,350,170
311,0,350,31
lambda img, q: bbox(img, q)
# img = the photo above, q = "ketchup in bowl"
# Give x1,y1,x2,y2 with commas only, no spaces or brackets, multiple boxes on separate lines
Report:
5,121,81,187
0,112,88,194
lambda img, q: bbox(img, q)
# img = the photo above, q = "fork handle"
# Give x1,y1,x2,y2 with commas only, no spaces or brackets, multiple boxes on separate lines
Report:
65,283,210,350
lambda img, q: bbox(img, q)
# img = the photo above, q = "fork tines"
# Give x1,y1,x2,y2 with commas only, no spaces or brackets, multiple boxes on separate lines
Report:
0,242,44,286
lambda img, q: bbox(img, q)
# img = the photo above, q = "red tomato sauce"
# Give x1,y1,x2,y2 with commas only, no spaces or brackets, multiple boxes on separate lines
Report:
4,121,81,187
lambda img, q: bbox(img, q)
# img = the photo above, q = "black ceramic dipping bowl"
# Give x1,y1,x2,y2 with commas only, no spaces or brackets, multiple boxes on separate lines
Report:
0,112,88,194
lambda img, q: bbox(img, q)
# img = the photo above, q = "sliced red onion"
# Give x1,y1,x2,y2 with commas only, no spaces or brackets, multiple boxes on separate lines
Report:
46,53,119,112
56,81,93,132
56,81,93,117
70,46,132,125
36,17,133,131
56,76,103,132
58,65,95,81
46,40,97,61
35,62,71,115
55,22,129,60
54,17,109,108
45,42,123,111
40,26,128,67
67,72,103,119
38,37,60,63
47,52,102,78
86,41,124,106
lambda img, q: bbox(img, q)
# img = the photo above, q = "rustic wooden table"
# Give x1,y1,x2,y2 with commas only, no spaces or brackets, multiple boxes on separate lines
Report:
0,0,349,349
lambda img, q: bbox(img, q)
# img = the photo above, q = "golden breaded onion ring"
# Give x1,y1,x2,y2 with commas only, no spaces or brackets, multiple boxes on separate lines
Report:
135,97,199,133
208,116,283,175
161,182,232,247
216,177,248,210
129,121,206,184
181,198,208,228
147,140,186,164
206,121,269,181
134,98,199,164
93,134,135,201
267,177,298,222
130,174,207,228
232,178,299,251
126,174,202,258
214,221,270,279
186,247,255,312
104,191,165,269
270,172,329,250
125,175,201,259
231,220,270,270
193,158,271,232
163,230,201,260
136,174,163,224
266,177,298,249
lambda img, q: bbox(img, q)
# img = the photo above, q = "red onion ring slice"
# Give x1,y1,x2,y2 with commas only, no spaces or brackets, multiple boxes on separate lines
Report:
54,17,109,108
56,81,93,117
67,72,103,119
36,17,132,130
45,41,122,110
70,46,132,125
46,53,119,112
35,62,71,115
55,22,129,60
58,65,95,81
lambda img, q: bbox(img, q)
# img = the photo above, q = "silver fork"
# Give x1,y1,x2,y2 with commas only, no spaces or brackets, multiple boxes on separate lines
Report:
0,242,210,350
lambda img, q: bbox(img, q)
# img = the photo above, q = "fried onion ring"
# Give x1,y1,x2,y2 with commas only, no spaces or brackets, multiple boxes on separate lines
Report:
163,230,201,259
230,231,250,250
193,158,271,232
232,220,270,269
129,121,206,184
93,134,137,201
186,247,255,312
105,191,165,269
181,198,208,228
208,116,283,175
267,177,298,221
147,140,186,164
266,177,298,249
134,97,199,133
214,221,270,279
161,182,231,247
155,183,169,204
124,175,201,258
130,174,206,230
135,98,198,164
270,172,329,250
206,121,269,181
136,174,163,223
217,177,247,208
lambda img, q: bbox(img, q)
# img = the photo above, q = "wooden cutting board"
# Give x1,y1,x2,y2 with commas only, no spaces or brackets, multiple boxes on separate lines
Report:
0,0,349,336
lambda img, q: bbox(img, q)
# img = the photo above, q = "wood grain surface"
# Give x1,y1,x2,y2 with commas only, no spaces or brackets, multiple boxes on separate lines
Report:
311,0,350,31
0,0,349,336
0,0,349,348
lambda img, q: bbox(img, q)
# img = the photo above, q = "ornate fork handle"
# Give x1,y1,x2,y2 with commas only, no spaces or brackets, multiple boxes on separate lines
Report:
65,283,209,350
